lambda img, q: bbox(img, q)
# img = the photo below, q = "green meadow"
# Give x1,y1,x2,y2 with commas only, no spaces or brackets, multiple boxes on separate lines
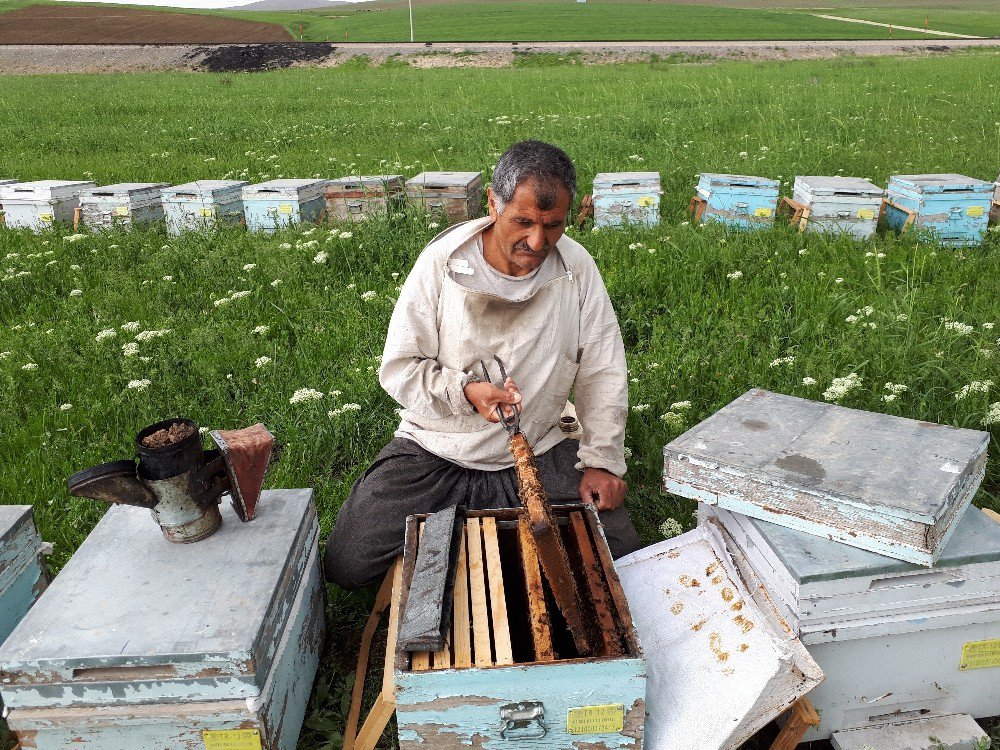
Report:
1,53,999,748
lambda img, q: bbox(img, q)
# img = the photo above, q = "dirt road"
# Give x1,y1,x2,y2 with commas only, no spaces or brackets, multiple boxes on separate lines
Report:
1,38,997,74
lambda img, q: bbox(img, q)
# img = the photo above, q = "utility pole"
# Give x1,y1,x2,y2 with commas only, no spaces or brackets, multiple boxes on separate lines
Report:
408,0,414,42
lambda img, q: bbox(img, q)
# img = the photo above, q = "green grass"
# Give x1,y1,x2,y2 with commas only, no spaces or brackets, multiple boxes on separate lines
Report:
1,53,999,748
816,8,1000,37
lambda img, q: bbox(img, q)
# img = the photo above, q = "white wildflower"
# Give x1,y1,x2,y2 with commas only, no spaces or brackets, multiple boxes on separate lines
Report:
338,231,354,239
329,389,343,397
823,372,862,402
0,352,10,359
271,279,282,287
95,328,117,342
623,446,633,460
289,387,324,405
726,270,743,280
243,263,257,271
121,321,141,332
253,325,270,335
313,251,328,265
884,382,908,395
983,322,995,330
956,380,993,400
896,314,909,322
669,401,692,411
69,289,83,297
162,275,174,282
628,242,644,250
798,249,808,256
361,290,377,302
983,402,1000,426
59,403,72,411
659,412,685,429
428,223,440,230
126,379,151,391
835,277,844,284
659,518,683,538
279,243,292,250
769,356,795,368
135,329,170,342
122,342,139,357
21,363,38,371
627,154,645,162
802,377,817,386
213,296,231,307
945,321,974,335
46,260,57,267
845,315,860,324
69,264,80,271
882,394,897,402
254,356,272,368
62,233,86,243
631,404,651,413
300,240,319,249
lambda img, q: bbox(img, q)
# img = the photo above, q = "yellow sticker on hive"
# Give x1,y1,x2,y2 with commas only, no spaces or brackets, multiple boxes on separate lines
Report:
637,196,656,207
198,207,214,217
566,704,625,735
39,213,53,222
202,729,263,750
857,209,876,220
967,206,984,218
754,208,773,218
959,639,1000,670
114,206,129,216
278,204,294,215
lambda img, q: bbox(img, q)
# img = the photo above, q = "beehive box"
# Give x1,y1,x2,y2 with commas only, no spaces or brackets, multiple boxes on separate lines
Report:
243,179,327,233
0,506,48,648
405,172,482,223
394,505,646,749
80,183,168,232
593,172,661,228
792,176,883,239
0,488,325,750
884,173,994,247
0,180,95,232
162,180,248,236
0,180,18,224
703,503,1000,740
326,174,404,222
694,173,779,229
663,389,990,566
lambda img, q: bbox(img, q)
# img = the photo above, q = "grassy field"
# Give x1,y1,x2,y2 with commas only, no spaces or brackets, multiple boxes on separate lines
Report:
6,0,1000,41
1,52,999,748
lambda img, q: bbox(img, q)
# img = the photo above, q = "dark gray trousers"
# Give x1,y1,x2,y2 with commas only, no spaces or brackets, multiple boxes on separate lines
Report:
325,436,643,590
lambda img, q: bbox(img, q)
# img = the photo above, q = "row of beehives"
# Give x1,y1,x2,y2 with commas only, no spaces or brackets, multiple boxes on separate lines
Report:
0,173,483,236
3,170,999,246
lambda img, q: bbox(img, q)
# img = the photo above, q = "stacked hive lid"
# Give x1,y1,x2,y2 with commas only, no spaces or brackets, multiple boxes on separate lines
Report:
664,389,989,566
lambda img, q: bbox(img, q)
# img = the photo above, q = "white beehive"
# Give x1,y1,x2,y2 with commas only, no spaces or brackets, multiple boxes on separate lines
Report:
161,180,248,235
792,176,883,239
0,180,95,232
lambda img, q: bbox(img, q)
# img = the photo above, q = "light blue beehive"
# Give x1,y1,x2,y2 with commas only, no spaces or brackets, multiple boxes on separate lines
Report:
162,180,248,236
695,173,779,229
80,183,168,232
593,172,661,228
792,176,883,240
0,489,325,750
885,174,994,247
0,180,95,233
243,179,327,233
0,506,48,649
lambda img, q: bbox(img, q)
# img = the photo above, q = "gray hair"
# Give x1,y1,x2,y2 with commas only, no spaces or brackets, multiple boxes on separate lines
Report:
491,140,577,214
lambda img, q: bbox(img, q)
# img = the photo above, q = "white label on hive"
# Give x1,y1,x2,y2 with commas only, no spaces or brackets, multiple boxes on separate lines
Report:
967,206,984,218
959,639,1000,670
637,196,656,207
754,208,773,217
857,209,876,220
566,703,625,735
278,204,294,215
114,206,129,216
202,729,263,750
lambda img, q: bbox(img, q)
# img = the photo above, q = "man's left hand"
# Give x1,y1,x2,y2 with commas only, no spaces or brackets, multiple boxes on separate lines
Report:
579,467,627,511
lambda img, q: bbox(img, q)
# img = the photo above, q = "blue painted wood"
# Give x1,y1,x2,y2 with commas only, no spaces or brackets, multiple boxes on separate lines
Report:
793,176,883,239
243,180,327,233
593,172,661,228
395,659,646,749
161,180,248,236
665,389,990,566
0,180,96,232
0,506,47,647
696,173,779,230
885,173,994,247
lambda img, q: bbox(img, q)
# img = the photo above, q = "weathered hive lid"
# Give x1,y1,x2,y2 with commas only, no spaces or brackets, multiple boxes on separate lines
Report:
244,179,328,199
593,172,661,189
664,390,989,565
328,174,404,189
0,489,316,708
888,173,994,195
406,171,481,189
794,176,883,198
698,173,779,190
0,180,95,200
0,506,40,591
82,183,168,201
163,180,249,200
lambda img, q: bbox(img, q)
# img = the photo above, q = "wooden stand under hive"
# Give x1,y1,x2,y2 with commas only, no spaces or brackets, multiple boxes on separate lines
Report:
393,505,646,749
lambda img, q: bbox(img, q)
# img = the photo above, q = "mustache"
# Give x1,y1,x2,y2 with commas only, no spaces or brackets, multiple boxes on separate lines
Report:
513,240,554,254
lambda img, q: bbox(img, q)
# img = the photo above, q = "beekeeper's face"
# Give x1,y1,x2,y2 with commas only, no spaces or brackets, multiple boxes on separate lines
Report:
487,180,570,275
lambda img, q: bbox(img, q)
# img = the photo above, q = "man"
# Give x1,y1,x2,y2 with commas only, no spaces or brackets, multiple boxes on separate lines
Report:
325,140,641,589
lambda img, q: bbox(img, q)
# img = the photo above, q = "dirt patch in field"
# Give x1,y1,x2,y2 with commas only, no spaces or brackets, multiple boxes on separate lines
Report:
0,5,292,44
191,42,337,71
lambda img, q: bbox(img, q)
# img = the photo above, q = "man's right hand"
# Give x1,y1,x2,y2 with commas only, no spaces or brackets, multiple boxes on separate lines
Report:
464,377,522,423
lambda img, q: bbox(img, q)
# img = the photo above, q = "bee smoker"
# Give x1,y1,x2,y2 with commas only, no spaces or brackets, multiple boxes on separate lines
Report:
67,418,274,543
